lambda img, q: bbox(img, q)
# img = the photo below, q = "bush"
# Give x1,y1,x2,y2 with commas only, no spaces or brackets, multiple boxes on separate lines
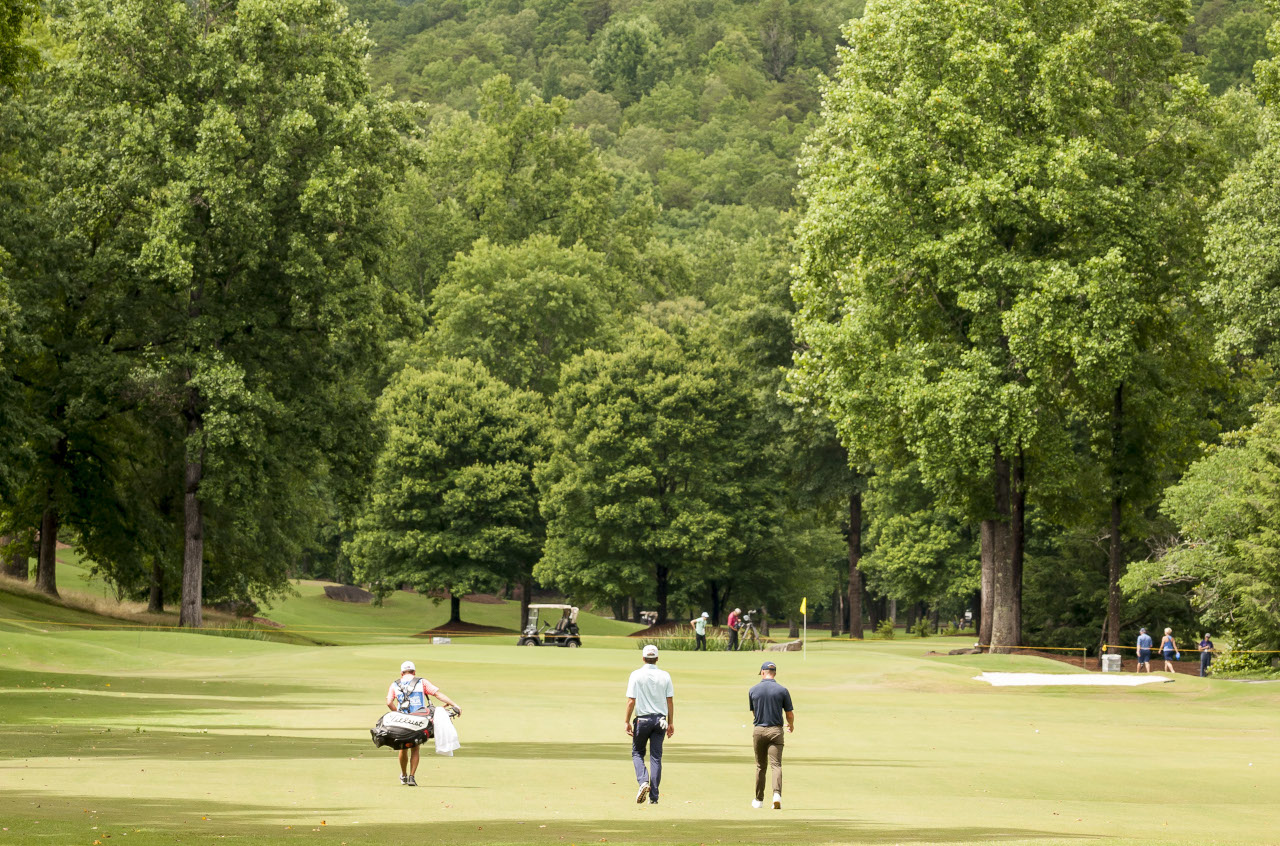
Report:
1209,646,1280,679
640,629,733,651
913,619,930,638
875,619,895,640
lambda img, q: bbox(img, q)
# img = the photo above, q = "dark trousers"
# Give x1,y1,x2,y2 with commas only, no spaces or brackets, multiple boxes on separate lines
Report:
728,628,739,651
695,633,707,651
1200,651,1212,676
753,725,784,800
632,715,665,799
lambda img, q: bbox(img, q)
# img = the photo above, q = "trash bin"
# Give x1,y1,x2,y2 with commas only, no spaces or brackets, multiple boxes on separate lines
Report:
1101,653,1121,673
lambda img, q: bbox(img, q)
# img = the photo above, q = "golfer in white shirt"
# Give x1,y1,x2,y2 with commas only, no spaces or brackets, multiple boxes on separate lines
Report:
625,644,674,805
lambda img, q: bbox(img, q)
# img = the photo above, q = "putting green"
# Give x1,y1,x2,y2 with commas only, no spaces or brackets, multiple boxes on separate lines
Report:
1,621,1278,846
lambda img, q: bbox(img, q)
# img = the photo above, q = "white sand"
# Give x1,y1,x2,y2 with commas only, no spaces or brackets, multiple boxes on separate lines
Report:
975,672,1174,687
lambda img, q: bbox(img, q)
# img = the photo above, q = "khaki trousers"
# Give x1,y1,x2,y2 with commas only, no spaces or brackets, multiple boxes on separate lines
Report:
752,725,784,800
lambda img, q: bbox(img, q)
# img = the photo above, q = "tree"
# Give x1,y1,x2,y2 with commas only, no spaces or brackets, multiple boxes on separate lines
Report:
1123,403,1280,652
398,75,617,302
793,0,1215,651
535,311,760,622
348,358,545,625
51,0,413,625
591,16,664,106
0,0,37,91
428,236,623,395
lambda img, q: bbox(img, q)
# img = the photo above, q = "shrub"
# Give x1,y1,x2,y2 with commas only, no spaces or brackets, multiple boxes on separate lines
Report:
913,619,930,638
639,629,733,651
875,619,895,639
1209,646,1280,679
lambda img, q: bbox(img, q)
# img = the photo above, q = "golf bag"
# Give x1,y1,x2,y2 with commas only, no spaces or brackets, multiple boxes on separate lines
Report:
371,708,435,750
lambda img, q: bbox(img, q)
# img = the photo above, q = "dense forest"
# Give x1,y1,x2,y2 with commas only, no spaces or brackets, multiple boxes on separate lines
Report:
2,0,1280,667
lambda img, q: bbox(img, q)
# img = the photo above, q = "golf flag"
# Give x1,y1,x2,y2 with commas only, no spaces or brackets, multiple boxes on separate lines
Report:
801,597,807,660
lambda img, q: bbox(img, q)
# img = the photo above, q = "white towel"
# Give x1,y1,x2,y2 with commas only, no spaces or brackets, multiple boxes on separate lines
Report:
434,708,460,756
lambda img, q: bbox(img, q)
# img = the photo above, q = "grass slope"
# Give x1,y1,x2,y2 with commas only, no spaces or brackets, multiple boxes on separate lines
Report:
1,620,1278,846
0,556,644,646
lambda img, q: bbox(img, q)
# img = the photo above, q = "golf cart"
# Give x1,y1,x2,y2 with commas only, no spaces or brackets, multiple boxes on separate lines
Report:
518,604,582,647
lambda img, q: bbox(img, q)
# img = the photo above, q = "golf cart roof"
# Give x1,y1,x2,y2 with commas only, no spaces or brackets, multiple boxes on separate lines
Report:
528,604,576,610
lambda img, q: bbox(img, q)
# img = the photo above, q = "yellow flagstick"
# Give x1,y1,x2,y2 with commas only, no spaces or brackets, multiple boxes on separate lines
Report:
800,597,807,660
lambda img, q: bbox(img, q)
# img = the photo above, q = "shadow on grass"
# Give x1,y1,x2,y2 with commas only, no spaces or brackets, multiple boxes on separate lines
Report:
0,667,343,698
462,741,920,768
0,790,1098,845
0,728,375,761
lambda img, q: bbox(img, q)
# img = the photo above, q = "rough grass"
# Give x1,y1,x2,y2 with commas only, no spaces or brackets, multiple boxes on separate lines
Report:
1,595,1278,846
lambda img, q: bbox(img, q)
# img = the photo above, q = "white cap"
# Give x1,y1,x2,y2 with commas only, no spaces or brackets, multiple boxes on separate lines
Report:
701,612,709,618
641,644,659,658
400,660,415,673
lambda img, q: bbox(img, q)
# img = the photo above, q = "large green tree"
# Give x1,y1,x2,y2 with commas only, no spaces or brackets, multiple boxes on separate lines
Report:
793,0,1216,651
49,0,412,625
349,358,545,625
535,309,763,622
428,236,624,395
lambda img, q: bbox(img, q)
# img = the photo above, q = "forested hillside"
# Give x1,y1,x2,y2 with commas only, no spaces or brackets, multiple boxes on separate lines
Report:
4,0,1280,667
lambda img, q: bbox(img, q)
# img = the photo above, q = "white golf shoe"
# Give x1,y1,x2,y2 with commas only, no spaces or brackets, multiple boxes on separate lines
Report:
772,792,782,809
636,782,649,804
751,799,763,808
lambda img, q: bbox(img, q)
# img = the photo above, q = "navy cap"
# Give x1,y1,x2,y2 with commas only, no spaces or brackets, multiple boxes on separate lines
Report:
759,661,777,673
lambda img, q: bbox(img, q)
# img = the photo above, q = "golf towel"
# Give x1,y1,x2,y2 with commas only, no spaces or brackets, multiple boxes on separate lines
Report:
434,709,460,756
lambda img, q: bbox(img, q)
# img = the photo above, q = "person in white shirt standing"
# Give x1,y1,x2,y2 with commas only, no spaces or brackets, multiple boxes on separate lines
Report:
625,644,675,805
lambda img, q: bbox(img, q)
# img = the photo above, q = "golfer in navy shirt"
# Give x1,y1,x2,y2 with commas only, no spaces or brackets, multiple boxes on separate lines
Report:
748,661,794,810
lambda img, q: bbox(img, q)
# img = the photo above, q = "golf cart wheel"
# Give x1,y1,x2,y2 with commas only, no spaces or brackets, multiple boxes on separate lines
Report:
566,639,581,648
520,638,538,646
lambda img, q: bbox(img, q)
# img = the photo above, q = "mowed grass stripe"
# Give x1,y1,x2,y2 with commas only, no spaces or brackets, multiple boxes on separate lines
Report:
0,620,1278,846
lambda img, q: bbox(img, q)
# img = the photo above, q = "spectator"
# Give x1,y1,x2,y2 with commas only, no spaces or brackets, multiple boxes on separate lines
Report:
1161,627,1179,673
1199,633,1215,677
727,608,742,652
1136,628,1152,673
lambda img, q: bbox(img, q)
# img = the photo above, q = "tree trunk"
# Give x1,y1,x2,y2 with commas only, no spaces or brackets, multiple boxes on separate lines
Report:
1106,383,1126,650
847,489,864,638
35,506,59,597
656,564,669,623
709,580,723,626
449,594,462,625
760,602,769,636
1011,446,1025,644
989,446,1020,653
930,605,939,633
147,558,164,613
519,577,533,632
979,520,994,647
1,535,28,580
788,617,799,638
180,399,205,628
830,588,842,636
867,592,882,632
627,594,638,623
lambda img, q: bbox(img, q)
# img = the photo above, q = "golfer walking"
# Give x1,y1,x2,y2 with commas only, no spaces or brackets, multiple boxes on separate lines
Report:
386,660,462,786
748,660,794,810
625,644,674,805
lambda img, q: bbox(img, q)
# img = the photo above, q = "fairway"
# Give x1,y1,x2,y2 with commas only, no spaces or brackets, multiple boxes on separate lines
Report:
2,627,1278,846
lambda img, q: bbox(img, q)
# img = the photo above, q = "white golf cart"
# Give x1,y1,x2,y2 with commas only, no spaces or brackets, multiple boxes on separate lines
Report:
518,604,582,647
